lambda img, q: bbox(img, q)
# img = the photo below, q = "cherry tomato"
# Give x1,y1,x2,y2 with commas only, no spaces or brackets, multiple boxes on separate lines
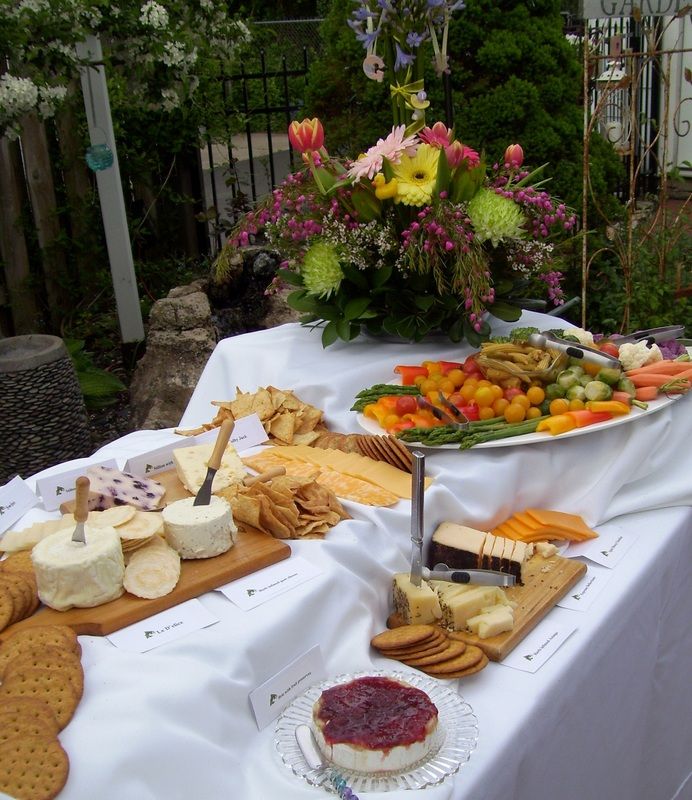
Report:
549,398,570,416
504,403,526,423
511,394,531,410
473,386,495,407
526,386,546,406
395,395,418,416
448,392,465,407
492,397,510,416
598,342,620,358
526,406,542,420
462,355,480,374
503,387,524,402
458,403,480,421
389,419,415,432
490,384,504,399
447,368,465,388
568,398,585,411
419,378,439,395
459,383,477,402
438,378,456,395
478,406,496,421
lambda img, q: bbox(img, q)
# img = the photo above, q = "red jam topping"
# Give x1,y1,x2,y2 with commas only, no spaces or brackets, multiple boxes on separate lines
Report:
315,677,438,749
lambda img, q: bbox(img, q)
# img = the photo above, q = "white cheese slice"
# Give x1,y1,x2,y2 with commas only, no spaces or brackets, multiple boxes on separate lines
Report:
392,573,442,625
172,443,246,494
429,581,508,631
31,525,125,611
467,604,515,639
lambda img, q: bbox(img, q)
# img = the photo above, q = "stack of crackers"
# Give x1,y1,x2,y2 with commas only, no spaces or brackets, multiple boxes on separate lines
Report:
371,624,489,680
313,432,414,473
0,551,40,634
220,475,349,539
176,385,328,446
0,624,83,799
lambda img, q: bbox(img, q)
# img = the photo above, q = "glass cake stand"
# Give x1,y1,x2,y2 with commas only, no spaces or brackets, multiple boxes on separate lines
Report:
274,669,479,793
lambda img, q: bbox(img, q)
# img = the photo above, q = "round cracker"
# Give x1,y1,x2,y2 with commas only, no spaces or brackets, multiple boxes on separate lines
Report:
117,510,164,541
0,550,35,575
371,624,438,651
0,712,59,744
386,611,407,629
0,696,60,735
3,647,84,700
0,586,15,632
0,734,69,800
0,574,30,623
424,652,490,679
401,639,469,667
0,667,79,730
0,625,80,658
124,544,181,599
381,631,448,657
424,644,485,675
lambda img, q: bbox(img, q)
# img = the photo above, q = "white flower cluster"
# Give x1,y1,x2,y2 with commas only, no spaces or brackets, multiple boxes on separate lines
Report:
0,75,39,139
139,0,169,30
38,85,68,119
506,240,555,276
321,216,398,271
7,0,50,16
162,41,186,67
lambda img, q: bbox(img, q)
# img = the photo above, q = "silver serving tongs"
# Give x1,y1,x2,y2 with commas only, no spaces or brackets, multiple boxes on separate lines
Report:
416,395,470,430
602,325,684,346
528,332,620,369
409,451,425,587
71,476,90,544
424,563,516,587
194,419,234,506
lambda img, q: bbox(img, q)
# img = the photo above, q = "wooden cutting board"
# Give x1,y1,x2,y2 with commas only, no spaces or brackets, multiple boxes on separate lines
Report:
448,553,586,661
2,529,290,638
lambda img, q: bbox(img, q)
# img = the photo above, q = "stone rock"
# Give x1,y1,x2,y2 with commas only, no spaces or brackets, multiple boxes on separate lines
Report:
149,290,212,331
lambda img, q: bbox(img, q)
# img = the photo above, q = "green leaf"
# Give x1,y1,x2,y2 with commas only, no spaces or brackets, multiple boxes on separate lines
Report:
414,295,435,312
372,265,393,288
350,185,381,222
278,270,304,287
344,297,372,320
286,290,318,313
78,370,126,398
434,146,451,197
336,318,353,340
341,264,369,292
322,321,339,348
488,301,523,322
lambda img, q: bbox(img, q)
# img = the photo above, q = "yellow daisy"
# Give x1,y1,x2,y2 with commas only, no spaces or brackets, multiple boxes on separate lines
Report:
391,143,440,206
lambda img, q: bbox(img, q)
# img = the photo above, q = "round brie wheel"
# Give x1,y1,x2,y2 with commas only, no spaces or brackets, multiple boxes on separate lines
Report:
31,525,125,611
162,495,236,559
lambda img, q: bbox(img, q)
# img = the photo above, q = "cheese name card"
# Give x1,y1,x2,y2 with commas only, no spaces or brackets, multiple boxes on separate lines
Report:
124,441,180,478
0,476,40,534
37,458,118,511
195,413,268,452
567,525,635,568
106,599,219,653
249,645,326,730
557,564,611,611
219,556,323,611
502,620,578,673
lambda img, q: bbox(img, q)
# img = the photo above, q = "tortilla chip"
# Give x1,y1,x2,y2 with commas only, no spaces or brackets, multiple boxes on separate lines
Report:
269,412,296,444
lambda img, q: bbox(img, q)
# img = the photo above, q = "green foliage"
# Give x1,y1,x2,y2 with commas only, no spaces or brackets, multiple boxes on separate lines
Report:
64,339,127,410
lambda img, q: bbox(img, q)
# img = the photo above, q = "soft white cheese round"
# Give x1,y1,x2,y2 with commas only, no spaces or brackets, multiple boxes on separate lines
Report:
31,525,125,611
162,495,236,559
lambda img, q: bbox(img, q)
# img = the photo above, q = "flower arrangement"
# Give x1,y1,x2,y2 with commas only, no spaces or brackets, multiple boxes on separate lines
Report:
215,1,578,347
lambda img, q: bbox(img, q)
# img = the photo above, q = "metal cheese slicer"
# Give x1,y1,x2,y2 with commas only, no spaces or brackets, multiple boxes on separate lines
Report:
409,451,425,587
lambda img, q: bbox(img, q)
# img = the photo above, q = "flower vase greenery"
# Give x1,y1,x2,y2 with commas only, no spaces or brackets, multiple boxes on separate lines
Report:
215,0,577,347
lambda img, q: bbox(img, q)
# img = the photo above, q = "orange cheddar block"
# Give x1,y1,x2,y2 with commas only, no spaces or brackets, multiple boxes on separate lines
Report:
524,509,598,540
491,522,519,540
503,516,537,538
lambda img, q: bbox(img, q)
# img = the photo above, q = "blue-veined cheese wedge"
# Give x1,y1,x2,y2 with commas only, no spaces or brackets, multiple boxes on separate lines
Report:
85,465,165,511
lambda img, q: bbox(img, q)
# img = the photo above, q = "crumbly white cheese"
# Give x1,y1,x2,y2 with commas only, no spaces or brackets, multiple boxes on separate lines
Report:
172,443,246,494
429,581,510,631
162,496,236,559
31,525,125,611
467,604,515,638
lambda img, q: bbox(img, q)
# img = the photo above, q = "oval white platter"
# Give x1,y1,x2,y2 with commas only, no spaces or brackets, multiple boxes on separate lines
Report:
356,391,683,449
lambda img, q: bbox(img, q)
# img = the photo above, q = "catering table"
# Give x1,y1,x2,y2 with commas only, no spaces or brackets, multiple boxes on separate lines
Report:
6,311,692,800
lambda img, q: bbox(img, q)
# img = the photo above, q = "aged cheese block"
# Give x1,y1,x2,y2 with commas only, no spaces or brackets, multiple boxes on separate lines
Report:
31,525,125,611
392,573,441,624
162,496,236,559
172,443,246,495
466,604,514,639
428,581,510,631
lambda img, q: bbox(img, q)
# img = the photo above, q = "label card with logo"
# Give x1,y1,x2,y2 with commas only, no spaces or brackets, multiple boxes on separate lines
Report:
218,556,322,610
37,459,118,511
106,599,219,653
0,476,40,534
567,526,635,569
249,645,325,730
124,441,180,478
502,621,578,674
194,413,268,452
557,564,610,611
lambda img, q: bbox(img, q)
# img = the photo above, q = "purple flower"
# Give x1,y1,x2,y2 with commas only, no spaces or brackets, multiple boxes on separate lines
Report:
394,42,415,71
406,31,426,48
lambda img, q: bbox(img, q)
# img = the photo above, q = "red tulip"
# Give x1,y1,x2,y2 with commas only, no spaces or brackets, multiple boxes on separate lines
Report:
419,121,453,148
446,141,480,169
288,118,325,153
504,143,524,169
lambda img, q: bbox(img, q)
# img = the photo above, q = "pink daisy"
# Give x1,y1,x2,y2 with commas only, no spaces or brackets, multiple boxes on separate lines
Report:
347,125,419,181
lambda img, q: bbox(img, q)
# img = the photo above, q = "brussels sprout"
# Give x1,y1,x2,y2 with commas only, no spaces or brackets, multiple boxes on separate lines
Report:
579,374,593,387
566,364,585,378
566,384,586,402
617,377,637,398
595,367,622,386
584,380,613,401
556,370,579,390
545,383,566,400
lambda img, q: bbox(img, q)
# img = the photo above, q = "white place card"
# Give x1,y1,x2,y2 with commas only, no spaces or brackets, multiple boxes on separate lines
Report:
124,441,179,477
37,458,118,511
218,556,321,611
557,564,611,611
249,645,325,730
567,525,636,568
194,413,268,452
106,599,219,653
0,476,40,534
502,621,578,673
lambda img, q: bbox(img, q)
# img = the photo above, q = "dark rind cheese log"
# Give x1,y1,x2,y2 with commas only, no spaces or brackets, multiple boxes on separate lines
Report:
428,522,533,584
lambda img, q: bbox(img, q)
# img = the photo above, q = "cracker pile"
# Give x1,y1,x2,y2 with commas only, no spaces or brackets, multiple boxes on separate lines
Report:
219,475,349,539
0,551,40,633
176,385,328,446
0,624,82,799
371,624,489,680
313,432,413,473
123,536,181,599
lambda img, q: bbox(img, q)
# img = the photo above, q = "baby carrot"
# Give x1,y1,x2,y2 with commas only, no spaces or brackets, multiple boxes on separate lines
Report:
628,373,691,388
634,386,659,402
626,360,691,377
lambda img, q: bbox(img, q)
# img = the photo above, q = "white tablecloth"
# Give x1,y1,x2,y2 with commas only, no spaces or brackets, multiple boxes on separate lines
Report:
9,312,692,800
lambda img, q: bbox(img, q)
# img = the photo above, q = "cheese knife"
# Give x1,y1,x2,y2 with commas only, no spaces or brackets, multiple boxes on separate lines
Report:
193,419,234,506
424,564,516,587
71,476,90,544
409,451,425,587
295,724,359,800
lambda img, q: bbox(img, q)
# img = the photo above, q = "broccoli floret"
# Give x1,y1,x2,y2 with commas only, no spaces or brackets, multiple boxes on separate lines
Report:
489,335,511,343
508,326,540,342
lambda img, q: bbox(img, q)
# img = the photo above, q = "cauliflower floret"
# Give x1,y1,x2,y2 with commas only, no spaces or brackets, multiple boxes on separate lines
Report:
564,327,595,347
618,341,663,371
